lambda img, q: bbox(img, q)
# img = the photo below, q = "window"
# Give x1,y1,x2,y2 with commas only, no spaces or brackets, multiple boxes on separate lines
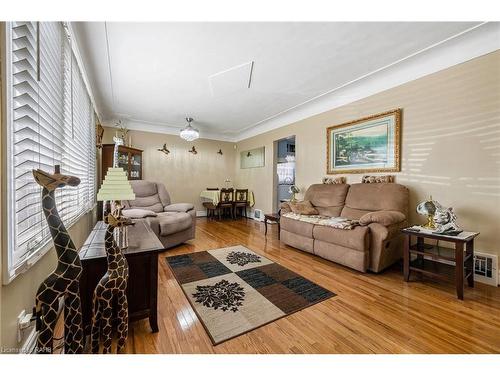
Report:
3,22,96,283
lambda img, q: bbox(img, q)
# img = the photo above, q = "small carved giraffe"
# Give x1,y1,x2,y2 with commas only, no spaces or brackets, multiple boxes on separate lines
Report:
91,211,133,353
32,166,84,354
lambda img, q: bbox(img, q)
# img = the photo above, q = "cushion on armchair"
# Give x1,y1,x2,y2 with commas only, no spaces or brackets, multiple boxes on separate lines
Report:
121,208,158,219
359,210,405,226
164,203,195,212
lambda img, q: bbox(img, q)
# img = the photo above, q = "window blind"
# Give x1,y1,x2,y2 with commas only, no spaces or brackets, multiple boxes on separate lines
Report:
5,21,96,281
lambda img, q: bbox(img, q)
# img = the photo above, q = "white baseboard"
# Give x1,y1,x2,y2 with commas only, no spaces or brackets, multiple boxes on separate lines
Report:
196,210,207,217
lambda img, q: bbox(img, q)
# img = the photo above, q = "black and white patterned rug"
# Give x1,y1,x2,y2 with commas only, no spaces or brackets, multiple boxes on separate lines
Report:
166,245,336,344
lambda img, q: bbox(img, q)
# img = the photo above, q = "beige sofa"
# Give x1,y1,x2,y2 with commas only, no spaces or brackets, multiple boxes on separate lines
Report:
280,183,409,273
122,180,196,249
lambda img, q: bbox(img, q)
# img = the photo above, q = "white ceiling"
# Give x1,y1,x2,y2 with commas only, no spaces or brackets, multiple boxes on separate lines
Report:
72,22,490,140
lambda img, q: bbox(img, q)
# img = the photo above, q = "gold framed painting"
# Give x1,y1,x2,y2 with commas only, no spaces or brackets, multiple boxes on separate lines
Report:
326,109,401,174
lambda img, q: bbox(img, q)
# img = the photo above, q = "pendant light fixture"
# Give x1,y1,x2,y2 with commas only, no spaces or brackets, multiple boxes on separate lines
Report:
180,117,199,141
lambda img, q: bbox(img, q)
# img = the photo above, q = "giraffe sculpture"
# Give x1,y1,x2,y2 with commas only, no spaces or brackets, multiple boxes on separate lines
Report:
32,165,84,354
91,210,133,353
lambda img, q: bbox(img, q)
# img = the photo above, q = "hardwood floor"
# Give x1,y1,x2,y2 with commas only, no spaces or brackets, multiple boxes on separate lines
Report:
123,218,500,354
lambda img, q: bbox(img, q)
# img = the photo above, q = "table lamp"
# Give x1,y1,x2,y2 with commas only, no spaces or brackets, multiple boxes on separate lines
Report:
97,167,136,248
416,195,437,229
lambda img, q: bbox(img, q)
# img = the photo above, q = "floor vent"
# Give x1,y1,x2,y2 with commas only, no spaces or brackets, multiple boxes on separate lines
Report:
474,252,498,286
253,209,263,221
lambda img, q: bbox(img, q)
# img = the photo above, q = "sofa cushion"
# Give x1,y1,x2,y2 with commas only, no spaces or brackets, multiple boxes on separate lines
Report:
343,183,409,217
304,184,349,217
122,208,157,219
157,212,192,235
130,180,159,197
165,203,194,212
312,225,369,252
126,196,164,213
280,216,314,237
359,210,406,226
289,200,319,215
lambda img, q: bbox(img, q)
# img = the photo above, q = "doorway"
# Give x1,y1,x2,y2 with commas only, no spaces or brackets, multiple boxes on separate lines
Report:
274,136,296,212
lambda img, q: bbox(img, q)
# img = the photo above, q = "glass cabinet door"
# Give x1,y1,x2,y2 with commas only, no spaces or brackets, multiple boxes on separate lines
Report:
117,150,129,177
130,153,142,179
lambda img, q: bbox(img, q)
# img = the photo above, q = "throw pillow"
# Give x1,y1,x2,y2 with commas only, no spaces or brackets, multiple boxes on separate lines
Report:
322,176,346,184
359,210,405,226
121,209,158,219
362,175,394,183
289,200,319,215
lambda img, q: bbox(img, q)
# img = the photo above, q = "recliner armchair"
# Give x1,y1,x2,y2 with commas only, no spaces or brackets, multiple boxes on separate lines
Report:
122,180,196,249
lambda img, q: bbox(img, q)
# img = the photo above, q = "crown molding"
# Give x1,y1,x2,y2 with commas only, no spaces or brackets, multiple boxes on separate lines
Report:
101,119,236,142
234,22,500,142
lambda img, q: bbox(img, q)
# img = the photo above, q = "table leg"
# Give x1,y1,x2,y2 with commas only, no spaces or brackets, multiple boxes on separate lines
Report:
277,221,280,240
466,240,475,288
403,234,410,282
264,218,268,236
455,242,464,300
149,253,159,332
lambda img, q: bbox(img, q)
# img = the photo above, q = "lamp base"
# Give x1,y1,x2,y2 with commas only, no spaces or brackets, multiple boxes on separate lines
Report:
422,215,436,230
114,225,129,249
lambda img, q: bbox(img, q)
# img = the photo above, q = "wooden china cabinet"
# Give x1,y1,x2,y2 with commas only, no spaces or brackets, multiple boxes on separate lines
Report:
101,144,143,183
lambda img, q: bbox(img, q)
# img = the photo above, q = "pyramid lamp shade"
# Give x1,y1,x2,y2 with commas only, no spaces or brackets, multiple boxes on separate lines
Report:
97,167,136,202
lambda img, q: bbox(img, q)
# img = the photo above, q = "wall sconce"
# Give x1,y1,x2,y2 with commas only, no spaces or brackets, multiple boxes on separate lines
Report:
189,146,198,155
217,149,223,155
157,144,170,155
246,151,252,157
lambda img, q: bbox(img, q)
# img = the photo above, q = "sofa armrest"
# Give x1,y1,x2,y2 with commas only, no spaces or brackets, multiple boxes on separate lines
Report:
280,202,292,214
359,210,406,226
164,203,195,213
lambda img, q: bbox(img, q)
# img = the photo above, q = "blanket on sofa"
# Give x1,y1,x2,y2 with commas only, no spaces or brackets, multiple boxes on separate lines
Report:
282,212,360,230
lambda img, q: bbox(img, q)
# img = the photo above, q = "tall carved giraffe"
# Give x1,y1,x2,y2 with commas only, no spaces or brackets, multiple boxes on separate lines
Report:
32,165,84,354
91,211,132,353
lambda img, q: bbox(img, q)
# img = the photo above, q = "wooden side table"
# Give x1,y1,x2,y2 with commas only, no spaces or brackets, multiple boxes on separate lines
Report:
401,227,479,300
264,212,280,239
79,221,164,333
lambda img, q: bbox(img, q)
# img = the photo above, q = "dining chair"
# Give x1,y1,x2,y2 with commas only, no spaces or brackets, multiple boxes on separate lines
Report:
217,188,234,220
203,188,220,218
233,189,249,218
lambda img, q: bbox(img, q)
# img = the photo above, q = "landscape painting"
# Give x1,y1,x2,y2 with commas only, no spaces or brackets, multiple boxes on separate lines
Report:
327,109,401,174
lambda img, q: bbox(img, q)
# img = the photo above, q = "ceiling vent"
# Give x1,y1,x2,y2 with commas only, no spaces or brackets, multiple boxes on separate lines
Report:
209,61,254,97
474,252,498,286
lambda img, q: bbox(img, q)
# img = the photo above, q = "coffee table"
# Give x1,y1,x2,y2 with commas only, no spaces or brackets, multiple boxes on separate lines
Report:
79,220,164,333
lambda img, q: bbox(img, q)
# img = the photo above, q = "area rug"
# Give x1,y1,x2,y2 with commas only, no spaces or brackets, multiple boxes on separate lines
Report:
166,245,336,344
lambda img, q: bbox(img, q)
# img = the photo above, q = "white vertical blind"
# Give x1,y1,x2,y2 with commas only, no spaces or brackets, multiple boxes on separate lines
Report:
5,21,96,281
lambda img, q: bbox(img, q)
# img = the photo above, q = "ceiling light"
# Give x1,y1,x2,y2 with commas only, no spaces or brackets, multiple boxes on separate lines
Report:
180,117,199,141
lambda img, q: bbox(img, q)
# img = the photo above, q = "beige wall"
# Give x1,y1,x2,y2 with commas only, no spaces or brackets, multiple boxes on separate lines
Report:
235,51,500,258
102,128,237,212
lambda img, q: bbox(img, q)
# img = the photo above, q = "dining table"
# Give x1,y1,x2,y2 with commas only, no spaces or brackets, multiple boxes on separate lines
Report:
200,189,255,207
